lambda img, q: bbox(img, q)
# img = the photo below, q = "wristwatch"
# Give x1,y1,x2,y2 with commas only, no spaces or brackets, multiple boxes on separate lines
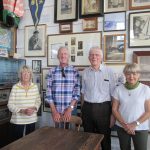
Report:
135,121,140,126
70,105,74,110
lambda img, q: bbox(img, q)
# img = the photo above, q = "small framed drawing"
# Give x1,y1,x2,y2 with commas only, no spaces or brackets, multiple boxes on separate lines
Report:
32,60,41,73
104,12,126,32
129,0,150,10
43,91,51,112
59,22,72,33
42,68,50,90
25,24,46,57
83,17,98,31
104,34,126,63
79,0,103,18
54,0,78,23
104,0,126,13
129,11,150,48
133,51,150,86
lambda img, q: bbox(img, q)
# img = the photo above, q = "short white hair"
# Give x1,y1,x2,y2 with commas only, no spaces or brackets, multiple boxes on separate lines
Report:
89,46,103,58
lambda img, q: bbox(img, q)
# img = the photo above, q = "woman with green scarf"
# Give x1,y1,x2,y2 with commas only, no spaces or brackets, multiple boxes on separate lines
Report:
112,63,150,150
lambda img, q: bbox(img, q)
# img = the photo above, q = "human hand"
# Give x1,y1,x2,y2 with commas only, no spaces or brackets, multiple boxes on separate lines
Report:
52,111,61,122
62,108,72,122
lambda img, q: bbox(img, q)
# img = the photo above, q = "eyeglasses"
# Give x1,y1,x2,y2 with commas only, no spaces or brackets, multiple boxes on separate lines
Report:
61,68,66,78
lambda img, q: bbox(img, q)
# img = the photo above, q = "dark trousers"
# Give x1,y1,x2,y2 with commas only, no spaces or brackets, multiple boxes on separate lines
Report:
10,123,35,142
82,101,111,150
117,126,148,150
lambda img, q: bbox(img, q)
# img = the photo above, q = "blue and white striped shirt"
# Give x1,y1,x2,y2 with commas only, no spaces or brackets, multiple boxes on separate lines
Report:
46,65,80,113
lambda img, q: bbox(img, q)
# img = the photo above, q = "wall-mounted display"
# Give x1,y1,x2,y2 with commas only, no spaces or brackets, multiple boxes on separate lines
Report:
54,0,78,23
59,22,72,33
104,12,126,32
104,34,126,63
104,0,126,13
47,32,102,66
129,0,150,10
129,11,150,48
42,68,50,90
24,24,46,57
32,60,41,73
79,0,103,18
83,17,98,31
133,51,150,86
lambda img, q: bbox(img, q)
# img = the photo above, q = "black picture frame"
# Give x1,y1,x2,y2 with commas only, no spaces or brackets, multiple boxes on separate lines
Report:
79,0,103,18
54,0,78,23
32,60,42,73
42,91,51,112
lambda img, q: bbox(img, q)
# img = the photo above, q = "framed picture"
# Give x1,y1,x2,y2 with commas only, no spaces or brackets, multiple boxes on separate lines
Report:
79,0,103,18
129,0,150,10
0,89,11,105
133,51,150,86
42,68,50,90
129,11,150,48
24,24,46,57
42,91,51,112
104,12,126,32
54,0,78,23
104,0,126,13
83,17,98,31
32,74,41,93
59,22,72,33
104,34,126,63
32,60,42,73
47,32,102,66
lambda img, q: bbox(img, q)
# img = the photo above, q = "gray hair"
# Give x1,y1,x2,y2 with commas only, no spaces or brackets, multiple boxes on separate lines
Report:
57,46,69,57
123,63,141,74
89,46,103,59
19,65,33,81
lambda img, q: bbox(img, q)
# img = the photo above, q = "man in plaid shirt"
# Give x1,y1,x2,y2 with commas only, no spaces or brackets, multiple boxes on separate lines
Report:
46,46,80,126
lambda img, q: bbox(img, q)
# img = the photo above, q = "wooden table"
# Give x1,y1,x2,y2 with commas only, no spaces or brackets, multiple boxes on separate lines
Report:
1,126,104,150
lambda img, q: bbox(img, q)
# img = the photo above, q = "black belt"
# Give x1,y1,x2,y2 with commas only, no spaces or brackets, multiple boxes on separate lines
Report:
84,101,111,105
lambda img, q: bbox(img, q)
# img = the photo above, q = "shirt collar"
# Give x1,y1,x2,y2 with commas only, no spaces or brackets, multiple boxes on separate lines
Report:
89,64,104,72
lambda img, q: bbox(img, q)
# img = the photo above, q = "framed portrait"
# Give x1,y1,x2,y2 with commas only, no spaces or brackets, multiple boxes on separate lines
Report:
59,22,72,33
129,11,150,48
32,74,41,93
42,68,50,90
54,0,78,23
104,12,126,32
47,32,102,66
104,0,126,13
0,89,11,105
129,0,150,10
79,0,103,18
24,24,46,57
32,60,42,73
42,91,51,112
133,51,150,86
104,34,126,63
83,17,98,31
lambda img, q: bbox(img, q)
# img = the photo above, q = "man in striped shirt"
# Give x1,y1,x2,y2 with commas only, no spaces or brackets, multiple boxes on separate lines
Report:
46,46,80,127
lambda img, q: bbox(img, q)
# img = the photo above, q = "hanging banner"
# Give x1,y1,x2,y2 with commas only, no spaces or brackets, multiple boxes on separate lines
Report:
29,0,45,27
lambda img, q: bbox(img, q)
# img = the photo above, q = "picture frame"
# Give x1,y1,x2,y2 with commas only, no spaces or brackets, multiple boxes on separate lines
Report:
42,68,50,90
103,12,126,32
0,89,11,105
42,91,51,112
32,74,41,93
104,34,126,63
79,0,103,18
47,32,102,66
24,24,46,57
32,60,42,73
129,11,150,48
54,0,78,23
59,22,72,33
129,0,150,10
83,17,98,31
104,0,126,13
133,51,150,86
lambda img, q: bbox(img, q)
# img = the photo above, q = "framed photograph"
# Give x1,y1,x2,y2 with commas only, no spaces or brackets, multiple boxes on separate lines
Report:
47,32,102,66
104,34,126,63
133,51,150,86
104,12,126,32
79,0,103,18
32,74,41,93
129,0,150,10
32,60,42,73
24,24,46,57
129,11,150,48
104,0,126,13
83,17,98,31
42,68,50,90
54,0,78,23
59,22,72,33
0,89,11,105
42,91,51,112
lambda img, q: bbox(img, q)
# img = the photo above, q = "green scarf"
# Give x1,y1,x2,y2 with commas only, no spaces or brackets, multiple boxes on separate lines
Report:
124,81,140,90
